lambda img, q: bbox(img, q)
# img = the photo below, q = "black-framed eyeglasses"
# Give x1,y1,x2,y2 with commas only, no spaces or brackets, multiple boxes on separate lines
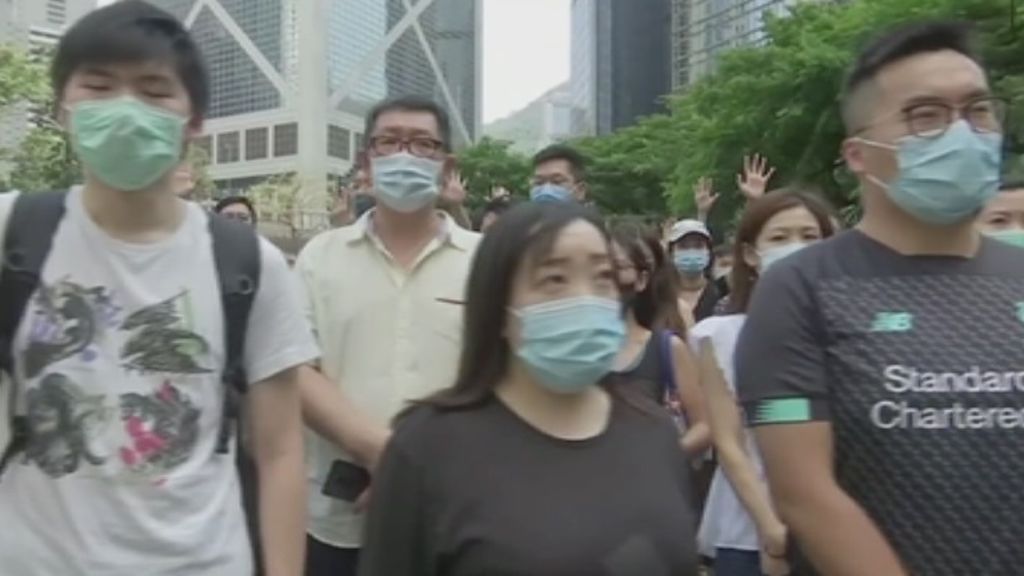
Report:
369,135,444,158
901,96,1008,138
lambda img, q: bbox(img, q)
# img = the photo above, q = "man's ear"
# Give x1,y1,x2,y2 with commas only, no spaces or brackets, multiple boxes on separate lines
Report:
574,181,588,202
185,116,204,140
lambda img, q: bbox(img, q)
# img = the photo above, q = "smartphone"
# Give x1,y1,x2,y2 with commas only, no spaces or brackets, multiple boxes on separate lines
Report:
321,460,371,502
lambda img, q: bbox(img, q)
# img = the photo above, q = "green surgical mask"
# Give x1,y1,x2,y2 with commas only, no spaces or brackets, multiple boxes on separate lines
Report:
70,96,187,191
987,229,1024,249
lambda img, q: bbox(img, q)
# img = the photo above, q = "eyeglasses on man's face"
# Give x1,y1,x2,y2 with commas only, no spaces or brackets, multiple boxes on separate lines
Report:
369,135,445,158
901,96,1008,138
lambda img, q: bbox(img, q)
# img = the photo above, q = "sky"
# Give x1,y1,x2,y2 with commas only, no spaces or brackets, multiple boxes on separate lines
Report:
481,0,570,123
97,0,571,125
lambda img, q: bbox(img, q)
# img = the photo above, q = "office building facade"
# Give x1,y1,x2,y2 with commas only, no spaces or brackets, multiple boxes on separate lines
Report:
0,0,97,165
148,0,481,203
570,0,672,136
680,0,820,86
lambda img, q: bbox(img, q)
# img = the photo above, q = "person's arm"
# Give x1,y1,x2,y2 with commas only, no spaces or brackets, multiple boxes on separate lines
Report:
756,423,905,576
735,261,907,576
242,240,322,576
696,338,786,562
358,428,433,576
249,368,306,576
298,365,390,470
671,337,710,454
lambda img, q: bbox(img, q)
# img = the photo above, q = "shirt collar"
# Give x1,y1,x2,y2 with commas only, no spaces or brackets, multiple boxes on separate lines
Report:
344,208,475,252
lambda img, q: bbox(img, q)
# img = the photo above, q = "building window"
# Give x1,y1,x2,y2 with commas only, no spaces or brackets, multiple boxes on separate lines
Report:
327,125,351,159
245,127,269,160
217,132,240,164
46,0,66,25
274,123,298,157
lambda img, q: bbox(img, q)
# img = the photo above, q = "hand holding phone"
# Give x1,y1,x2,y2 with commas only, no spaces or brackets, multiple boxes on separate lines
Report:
322,460,371,502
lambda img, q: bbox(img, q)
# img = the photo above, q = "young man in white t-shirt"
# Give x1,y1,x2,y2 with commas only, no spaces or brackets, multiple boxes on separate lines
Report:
0,2,318,575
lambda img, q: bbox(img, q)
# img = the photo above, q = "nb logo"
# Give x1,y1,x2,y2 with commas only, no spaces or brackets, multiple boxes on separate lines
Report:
871,312,913,333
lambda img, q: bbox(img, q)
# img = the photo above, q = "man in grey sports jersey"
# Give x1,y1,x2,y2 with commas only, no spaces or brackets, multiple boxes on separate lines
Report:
737,21,1024,576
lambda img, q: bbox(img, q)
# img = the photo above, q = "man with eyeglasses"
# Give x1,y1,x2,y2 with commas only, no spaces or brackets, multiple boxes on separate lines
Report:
736,21,1023,576
292,96,480,576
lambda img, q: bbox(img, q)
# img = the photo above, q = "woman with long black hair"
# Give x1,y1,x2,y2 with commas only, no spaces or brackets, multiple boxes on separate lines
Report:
358,202,698,576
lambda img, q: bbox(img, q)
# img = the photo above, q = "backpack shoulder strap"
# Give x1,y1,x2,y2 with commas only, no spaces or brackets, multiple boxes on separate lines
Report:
0,190,68,476
657,329,678,394
208,213,261,454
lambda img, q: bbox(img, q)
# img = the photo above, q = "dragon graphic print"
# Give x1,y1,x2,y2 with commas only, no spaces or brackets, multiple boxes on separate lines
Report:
18,279,212,481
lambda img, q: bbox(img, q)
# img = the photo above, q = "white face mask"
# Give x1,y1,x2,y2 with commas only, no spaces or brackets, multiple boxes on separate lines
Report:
758,242,810,272
370,152,442,213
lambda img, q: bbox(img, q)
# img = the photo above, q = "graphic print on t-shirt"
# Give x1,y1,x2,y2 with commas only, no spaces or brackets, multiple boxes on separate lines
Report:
23,278,121,379
23,372,109,478
19,279,211,481
119,292,213,375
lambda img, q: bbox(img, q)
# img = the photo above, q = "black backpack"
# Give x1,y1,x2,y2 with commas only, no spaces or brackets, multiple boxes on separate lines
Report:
0,190,261,476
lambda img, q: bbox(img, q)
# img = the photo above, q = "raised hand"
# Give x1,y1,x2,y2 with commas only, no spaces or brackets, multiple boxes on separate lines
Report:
490,186,511,201
737,154,776,201
694,177,718,221
442,170,468,206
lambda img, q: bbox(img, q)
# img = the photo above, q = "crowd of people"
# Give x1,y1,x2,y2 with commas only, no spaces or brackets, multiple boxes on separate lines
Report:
0,2,1022,576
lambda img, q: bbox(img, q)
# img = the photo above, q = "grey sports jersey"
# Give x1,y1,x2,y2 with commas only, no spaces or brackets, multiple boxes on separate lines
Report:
737,230,1024,576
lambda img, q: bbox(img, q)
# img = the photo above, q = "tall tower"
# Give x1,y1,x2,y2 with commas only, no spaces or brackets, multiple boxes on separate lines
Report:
146,0,481,203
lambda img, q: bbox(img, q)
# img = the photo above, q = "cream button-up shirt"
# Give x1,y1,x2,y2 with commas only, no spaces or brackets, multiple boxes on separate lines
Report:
294,210,480,548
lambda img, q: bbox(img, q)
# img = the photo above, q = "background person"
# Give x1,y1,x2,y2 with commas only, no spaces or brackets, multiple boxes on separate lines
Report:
694,191,836,576
610,227,710,455
294,96,480,576
668,219,721,327
976,180,1024,247
530,144,588,203
215,195,257,226
358,202,698,576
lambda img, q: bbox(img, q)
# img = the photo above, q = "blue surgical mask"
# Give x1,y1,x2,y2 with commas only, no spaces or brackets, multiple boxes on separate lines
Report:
758,242,809,272
531,183,574,203
987,229,1024,249
513,296,626,394
673,248,709,274
370,152,442,213
860,120,1002,225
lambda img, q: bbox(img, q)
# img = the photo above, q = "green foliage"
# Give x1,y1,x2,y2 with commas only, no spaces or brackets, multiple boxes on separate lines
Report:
248,172,302,237
185,145,215,201
0,45,48,108
7,125,80,192
455,137,531,207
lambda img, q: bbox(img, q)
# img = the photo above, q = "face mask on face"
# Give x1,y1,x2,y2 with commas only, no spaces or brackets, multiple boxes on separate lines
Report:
758,242,810,272
673,248,709,275
858,120,1002,225
513,296,626,394
987,229,1024,249
371,152,443,213
70,96,187,191
530,183,574,203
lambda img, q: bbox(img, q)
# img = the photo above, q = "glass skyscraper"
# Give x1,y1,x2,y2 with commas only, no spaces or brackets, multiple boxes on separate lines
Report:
570,0,672,136
147,0,480,196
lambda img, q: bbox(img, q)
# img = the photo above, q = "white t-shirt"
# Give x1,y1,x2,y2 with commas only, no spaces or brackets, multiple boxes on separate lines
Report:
689,314,766,556
0,189,319,575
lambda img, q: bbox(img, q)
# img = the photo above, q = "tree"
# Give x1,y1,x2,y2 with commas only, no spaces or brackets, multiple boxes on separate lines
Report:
248,173,304,239
7,123,79,192
185,145,216,201
455,137,531,207
0,46,48,108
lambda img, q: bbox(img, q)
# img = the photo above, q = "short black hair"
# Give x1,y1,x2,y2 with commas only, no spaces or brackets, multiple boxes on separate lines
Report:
473,196,517,231
364,96,452,152
533,144,587,182
214,195,256,222
52,1,209,119
841,21,979,132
